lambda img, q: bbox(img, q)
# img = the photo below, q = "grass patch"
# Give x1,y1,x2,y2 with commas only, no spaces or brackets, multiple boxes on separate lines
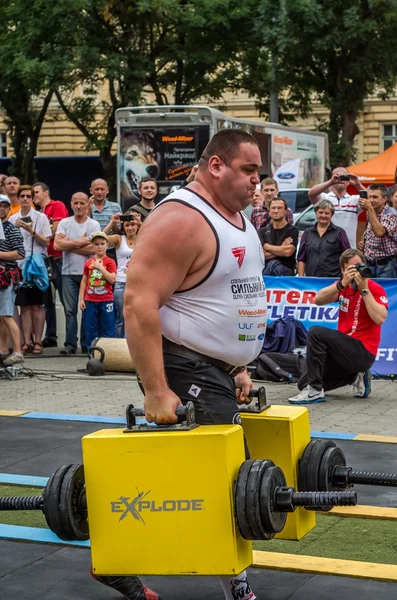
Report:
1,483,397,566
0,485,47,528
253,514,397,565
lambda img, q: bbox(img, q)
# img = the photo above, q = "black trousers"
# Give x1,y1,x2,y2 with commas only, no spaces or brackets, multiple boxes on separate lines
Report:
298,326,376,392
161,353,249,457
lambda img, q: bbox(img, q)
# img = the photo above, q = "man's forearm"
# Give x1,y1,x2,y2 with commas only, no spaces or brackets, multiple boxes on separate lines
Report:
125,306,169,395
54,238,81,251
367,210,386,237
264,243,295,257
0,250,24,261
308,180,331,202
315,282,339,305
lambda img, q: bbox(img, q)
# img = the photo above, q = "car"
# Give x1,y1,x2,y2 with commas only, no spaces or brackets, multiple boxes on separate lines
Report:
294,203,316,232
279,188,311,218
243,188,311,221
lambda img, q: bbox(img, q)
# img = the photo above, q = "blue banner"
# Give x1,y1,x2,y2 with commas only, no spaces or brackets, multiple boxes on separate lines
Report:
264,276,397,377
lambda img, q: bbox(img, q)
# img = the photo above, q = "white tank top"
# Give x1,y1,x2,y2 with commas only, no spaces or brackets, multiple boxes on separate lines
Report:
116,236,133,283
158,189,267,366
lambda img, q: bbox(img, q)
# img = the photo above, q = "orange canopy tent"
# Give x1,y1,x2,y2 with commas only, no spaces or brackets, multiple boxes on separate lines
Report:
348,142,397,186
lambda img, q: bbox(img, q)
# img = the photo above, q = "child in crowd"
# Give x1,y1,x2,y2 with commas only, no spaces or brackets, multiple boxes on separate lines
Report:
79,232,117,349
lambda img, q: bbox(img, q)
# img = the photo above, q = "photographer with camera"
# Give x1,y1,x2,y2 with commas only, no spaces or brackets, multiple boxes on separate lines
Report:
289,248,388,405
359,184,397,279
104,212,141,337
308,167,366,248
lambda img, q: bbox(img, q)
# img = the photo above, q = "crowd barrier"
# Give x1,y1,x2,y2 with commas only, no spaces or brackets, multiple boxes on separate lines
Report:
264,276,397,377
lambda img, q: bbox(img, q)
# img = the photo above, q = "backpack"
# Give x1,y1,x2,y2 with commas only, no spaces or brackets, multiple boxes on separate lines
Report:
251,352,306,383
262,317,307,354
22,253,49,291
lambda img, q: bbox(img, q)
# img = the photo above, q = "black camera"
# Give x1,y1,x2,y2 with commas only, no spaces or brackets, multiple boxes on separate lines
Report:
359,190,368,199
339,175,350,182
120,214,134,222
355,263,372,278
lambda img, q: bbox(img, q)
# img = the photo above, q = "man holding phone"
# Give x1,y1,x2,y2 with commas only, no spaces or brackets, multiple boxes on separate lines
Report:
308,167,366,247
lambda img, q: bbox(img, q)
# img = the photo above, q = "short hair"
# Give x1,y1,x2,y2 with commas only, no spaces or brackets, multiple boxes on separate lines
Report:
261,177,278,189
368,183,388,197
17,184,33,198
269,196,288,210
33,181,50,195
314,199,335,215
5,176,20,184
340,248,365,269
71,192,89,203
138,177,157,188
199,129,259,168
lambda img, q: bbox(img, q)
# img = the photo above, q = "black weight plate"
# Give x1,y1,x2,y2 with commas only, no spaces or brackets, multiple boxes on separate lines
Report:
43,464,72,539
260,466,287,536
245,460,274,541
235,460,256,540
59,464,89,541
298,441,316,492
305,439,336,492
318,446,347,492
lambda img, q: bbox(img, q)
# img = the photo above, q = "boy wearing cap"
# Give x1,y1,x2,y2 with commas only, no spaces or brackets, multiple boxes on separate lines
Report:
79,231,117,348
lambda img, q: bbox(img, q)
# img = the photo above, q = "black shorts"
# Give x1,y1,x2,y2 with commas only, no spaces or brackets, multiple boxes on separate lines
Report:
163,353,249,457
15,284,53,307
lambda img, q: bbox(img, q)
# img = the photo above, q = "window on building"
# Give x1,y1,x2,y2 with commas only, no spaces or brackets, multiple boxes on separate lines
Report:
383,124,397,151
0,133,7,157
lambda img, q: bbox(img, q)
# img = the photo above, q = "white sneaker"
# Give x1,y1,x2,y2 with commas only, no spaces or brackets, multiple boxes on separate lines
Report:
353,370,372,398
288,385,326,405
3,352,24,366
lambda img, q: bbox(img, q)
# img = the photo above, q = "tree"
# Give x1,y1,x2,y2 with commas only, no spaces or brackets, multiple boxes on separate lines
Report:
55,0,256,191
249,0,397,166
0,0,81,182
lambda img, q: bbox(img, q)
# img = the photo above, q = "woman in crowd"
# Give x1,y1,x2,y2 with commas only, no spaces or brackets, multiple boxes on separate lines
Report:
297,199,350,277
104,212,141,337
8,185,52,354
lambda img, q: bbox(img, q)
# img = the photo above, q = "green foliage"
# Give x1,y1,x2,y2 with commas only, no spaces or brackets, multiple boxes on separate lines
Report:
247,0,397,166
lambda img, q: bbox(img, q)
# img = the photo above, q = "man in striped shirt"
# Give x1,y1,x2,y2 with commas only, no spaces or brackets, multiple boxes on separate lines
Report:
0,195,25,365
308,167,366,248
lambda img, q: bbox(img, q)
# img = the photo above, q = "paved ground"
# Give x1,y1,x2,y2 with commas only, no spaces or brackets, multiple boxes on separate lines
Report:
0,301,396,435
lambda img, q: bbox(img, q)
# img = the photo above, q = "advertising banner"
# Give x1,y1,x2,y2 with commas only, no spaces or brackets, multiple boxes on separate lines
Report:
264,276,397,377
274,158,301,190
270,130,324,188
119,127,197,207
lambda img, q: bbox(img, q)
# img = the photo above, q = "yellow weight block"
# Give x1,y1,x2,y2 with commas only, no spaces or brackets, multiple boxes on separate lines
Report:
82,424,252,576
241,405,315,540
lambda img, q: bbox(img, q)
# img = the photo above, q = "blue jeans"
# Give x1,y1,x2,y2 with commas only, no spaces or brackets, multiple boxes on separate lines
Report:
84,300,115,349
61,275,86,350
367,256,397,279
114,281,126,338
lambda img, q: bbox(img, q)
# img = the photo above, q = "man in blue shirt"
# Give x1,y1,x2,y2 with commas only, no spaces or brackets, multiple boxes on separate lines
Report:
90,179,122,231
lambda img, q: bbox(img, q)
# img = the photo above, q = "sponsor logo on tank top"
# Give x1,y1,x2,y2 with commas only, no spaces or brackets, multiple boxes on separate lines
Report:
232,246,246,268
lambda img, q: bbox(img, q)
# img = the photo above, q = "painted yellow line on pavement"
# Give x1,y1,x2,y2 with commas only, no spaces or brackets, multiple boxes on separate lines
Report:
0,410,28,417
354,434,397,444
252,551,397,581
322,505,397,520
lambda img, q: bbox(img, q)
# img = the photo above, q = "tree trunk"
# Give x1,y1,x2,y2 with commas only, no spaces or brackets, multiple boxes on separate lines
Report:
341,110,360,166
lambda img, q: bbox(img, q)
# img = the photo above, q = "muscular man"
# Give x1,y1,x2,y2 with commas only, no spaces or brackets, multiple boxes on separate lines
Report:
92,130,267,600
289,249,388,405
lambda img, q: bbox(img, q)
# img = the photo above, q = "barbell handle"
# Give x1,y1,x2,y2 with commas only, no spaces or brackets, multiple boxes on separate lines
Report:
239,387,270,413
332,466,397,487
125,401,196,429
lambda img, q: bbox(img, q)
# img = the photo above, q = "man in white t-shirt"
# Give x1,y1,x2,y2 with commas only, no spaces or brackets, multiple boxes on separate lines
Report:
308,167,366,247
54,192,100,354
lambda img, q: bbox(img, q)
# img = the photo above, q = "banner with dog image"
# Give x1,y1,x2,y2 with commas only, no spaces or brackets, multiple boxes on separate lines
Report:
264,276,397,377
119,127,198,207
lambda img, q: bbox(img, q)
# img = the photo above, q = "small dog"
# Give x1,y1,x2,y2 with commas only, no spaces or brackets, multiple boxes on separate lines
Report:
120,131,160,200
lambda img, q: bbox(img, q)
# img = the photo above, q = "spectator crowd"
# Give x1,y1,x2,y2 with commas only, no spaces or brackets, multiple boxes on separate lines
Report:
0,162,396,368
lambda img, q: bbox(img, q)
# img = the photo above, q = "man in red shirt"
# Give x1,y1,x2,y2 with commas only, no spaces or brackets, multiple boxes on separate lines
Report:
33,182,69,347
289,248,388,404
